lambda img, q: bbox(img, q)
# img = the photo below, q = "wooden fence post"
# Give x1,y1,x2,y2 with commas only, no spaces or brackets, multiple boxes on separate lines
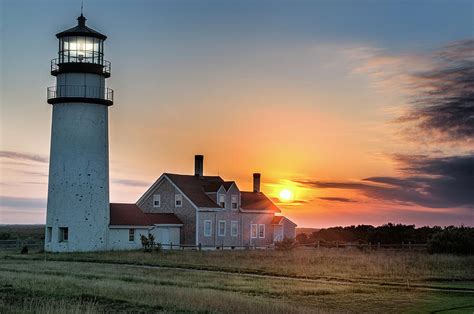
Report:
378,242,380,250
198,243,202,251
16,238,20,250
317,240,320,249
408,241,411,250
170,242,173,250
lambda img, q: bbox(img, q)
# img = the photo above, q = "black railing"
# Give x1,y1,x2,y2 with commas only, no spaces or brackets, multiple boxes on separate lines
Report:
51,58,111,76
47,85,114,102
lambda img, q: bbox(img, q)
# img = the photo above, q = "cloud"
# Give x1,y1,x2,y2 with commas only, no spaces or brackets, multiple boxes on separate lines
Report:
399,40,474,143
318,197,356,203
297,154,474,209
0,196,47,209
0,151,48,163
348,40,474,144
112,179,150,187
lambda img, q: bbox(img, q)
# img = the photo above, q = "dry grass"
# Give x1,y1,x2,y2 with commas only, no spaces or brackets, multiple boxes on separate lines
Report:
1,249,473,313
6,248,472,282
1,258,472,313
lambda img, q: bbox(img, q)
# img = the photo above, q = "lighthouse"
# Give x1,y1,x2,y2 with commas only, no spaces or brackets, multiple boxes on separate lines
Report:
45,14,113,252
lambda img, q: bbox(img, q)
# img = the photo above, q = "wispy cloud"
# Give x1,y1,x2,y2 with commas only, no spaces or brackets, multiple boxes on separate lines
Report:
0,151,48,163
112,179,150,187
318,197,356,203
347,40,474,144
297,154,474,209
399,40,474,143
0,196,47,209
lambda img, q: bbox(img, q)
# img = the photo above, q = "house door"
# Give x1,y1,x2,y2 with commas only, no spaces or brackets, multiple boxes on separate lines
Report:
161,228,170,244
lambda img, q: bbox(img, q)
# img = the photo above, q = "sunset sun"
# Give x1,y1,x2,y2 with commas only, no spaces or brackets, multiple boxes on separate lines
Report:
279,189,294,202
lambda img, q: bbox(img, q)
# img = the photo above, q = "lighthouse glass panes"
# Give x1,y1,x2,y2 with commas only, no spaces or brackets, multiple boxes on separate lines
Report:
59,36,103,64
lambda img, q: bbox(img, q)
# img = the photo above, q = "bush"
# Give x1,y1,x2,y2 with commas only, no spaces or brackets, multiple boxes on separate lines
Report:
427,227,474,255
275,238,296,251
140,234,156,252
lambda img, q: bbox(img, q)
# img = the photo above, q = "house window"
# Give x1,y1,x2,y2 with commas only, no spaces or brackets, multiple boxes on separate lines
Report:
204,220,212,237
231,221,238,237
46,227,52,243
219,194,226,208
250,224,258,238
153,194,161,207
59,227,68,242
129,229,135,242
259,224,265,238
175,194,183,207
231,195,238,209
218,220,226,236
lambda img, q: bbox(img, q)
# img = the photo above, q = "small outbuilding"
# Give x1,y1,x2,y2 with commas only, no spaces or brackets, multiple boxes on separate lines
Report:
108,203,182,250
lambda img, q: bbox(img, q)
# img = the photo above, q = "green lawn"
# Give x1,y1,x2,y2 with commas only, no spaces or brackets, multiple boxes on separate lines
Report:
1,249,473,313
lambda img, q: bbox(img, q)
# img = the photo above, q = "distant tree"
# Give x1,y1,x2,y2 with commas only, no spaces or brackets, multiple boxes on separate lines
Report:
428,227,474,255
0,232,11,240
295,233,309,244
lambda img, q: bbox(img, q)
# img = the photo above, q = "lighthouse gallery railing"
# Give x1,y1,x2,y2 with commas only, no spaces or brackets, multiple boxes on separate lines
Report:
50,58,111,76
47,85,114,102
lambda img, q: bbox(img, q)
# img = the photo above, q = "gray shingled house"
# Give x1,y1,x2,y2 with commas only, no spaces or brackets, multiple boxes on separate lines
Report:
128,155,297,248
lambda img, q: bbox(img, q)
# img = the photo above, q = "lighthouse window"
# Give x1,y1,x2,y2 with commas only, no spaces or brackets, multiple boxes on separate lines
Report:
129,229,135,242
46,227,52,243
59,227,68,242
59,36,103,64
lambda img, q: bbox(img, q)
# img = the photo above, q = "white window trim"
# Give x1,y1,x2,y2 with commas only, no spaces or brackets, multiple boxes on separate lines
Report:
231,220,238,237
218,220,226,236
231,195,238,210
259,224,265,238
219,194,226,208
204,220,212,237
250,224,258,239
175,194,183,207
153,194,161,208
129,229,135,242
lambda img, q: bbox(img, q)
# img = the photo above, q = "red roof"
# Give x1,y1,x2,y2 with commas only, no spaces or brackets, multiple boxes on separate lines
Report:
271,216,284,224
110,203,183,226
241,192,281,213
166,174,223,208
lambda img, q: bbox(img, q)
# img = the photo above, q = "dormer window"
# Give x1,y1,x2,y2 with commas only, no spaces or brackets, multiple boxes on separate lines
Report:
219,194,226,208
175,194,183,207
231,195,238,209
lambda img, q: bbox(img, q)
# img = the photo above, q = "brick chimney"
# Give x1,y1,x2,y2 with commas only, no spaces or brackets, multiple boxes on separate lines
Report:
194,155,204,176
253,173,261,193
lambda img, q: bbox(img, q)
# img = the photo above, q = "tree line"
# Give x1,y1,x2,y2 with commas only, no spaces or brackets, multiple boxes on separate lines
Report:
296,224,473,255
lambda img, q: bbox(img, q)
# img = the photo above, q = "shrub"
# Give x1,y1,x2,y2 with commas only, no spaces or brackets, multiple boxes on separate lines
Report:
140,234,156,252
20,245,28,254
427,227,474,255
275,238,296,251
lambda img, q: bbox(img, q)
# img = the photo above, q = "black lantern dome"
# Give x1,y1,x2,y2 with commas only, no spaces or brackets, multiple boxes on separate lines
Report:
51,14,110,77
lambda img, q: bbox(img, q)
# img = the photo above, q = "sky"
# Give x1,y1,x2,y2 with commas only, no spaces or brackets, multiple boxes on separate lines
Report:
0,0,473,227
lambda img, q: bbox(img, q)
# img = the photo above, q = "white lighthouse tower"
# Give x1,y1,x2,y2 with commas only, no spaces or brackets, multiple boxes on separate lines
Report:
45,14,113,252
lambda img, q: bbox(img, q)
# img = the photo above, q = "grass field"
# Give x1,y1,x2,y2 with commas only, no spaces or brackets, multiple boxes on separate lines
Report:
1,248,473,313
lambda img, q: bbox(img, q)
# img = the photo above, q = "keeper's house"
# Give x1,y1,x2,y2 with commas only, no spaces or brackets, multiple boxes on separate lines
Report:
109,155,297,250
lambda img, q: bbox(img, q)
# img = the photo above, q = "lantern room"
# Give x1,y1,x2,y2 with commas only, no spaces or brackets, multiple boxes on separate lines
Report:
51,14,110,77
